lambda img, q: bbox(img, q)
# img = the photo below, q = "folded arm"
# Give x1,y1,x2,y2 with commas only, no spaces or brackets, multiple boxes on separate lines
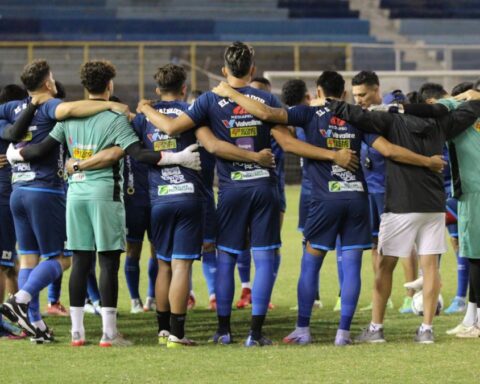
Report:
137,102,195,136
0,103,38,142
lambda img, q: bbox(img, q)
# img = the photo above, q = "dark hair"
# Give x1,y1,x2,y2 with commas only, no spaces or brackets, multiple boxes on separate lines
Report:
281,79,307,107
418,82,447,102
20,59,51,91
80,60,116,94
109,95,122,102
406,91,421,104
54,80,66,99
451,82,473,97
316,71,345,98
0,84,28,103
154,64,186,94
224,41,254,78
251,77,271,87
351,70,379,87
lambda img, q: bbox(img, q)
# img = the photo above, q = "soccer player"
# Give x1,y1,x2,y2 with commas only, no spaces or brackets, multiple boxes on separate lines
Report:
0,60,126,343
212,71,445,346
136,42,358,346
327,93,480,343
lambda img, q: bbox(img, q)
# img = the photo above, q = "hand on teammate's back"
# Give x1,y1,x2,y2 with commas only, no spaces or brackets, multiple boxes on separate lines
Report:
453,89,480,101
427,155,447,173
108,102,131,116
255,148,275,168
136,99,153,114
158,143,201,171
31,92,53,105
0,154,7,168
333,148,359,172
212,81,234,98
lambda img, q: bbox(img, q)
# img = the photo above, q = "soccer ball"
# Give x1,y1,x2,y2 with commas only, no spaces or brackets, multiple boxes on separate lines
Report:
411,291,444,316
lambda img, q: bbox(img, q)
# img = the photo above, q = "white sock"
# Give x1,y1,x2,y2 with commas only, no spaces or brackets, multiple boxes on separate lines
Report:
32,320,46,331
420,323,432,332
70,307,85,337
241,282,251,290
476,308,480,326
462,302,477,326
369,322,383,332
15,290,32,304
295,326,310,332
336,329,350,339
101,307,117,338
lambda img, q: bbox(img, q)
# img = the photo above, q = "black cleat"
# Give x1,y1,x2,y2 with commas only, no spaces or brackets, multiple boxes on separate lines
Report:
0,296,36,336
30,326,54,344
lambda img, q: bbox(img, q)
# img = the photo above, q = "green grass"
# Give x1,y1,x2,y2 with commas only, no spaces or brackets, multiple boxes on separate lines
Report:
2,185,475,384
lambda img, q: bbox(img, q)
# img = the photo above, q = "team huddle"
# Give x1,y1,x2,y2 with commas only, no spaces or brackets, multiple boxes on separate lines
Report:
1,41,480,347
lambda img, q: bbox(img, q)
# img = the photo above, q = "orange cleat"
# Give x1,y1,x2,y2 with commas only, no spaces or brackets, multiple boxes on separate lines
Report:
236,287,252,309
268,302,275,310
46,302,69,317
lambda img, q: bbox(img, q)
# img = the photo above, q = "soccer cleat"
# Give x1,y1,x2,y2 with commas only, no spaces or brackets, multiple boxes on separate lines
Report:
414,327,434,344
245,333,274,347
71,331,86,347
404,276,424,291
30,326,54,344
143,297,156,312
268,302,275,310
333,297,341,312
130,299,143,314
187,292,196,310
355,327,386,343
84,299,101,316
313,300,323,309
208,297,217,311
283,327,312,345
46,302,69,317
99,333,133,347
399,297,414,314
456,325,480,338
359,302,373,312
334,335,353,346
444,297,466,314
0,296,36,336
158,330,170,345
236,287,252,309
166,334,197,348
209,332,232,345
446,323,473,335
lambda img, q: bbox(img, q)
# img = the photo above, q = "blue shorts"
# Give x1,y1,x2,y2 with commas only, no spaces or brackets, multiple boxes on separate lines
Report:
297,188,311,232
304,197,372,251
125,201,151,243
202,188,217,243
216,184,281,254
0,203,17,267
369,193,385,237
10,188,66,258
151,199,203,262
446,196,458,238
278,178,286,213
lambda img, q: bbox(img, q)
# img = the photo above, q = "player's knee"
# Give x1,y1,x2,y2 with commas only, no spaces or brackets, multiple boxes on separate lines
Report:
202,242,215,253
305,242,324,257
60,256,72,271
126,241,143,258
20,254,39,269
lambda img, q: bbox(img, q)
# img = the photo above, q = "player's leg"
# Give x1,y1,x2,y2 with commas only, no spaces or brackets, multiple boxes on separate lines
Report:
144,243,158,312
235,247,252,309
456,259,480,338
201,195,217,310
85,253,101,315
334,236,343,312
399,251,417,314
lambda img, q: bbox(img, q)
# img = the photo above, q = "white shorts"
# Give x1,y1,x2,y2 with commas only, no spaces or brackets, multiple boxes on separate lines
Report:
378,212,447,258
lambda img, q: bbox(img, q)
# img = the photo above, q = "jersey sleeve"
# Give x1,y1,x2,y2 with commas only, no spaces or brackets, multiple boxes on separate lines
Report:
287,105,315,127
131,113,146,138
0,100,19,122
111,115,140,150
48,121,66,143
362,133,380,147
269,93,283,108
184,93,210,126
44,98,63,120
437,98,458,111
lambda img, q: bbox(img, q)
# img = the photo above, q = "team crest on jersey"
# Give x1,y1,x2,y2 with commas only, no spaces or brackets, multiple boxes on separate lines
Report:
233,105,248,115
329,116,346,126
474,120,480,132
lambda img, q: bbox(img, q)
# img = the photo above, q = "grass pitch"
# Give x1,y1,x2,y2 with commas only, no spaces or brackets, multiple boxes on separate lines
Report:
2,185,475,383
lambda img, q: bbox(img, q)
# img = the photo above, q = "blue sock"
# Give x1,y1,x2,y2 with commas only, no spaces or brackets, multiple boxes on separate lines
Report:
339,249,363,331
47,274,62,304
297,250,324,327
273,250,281,282
87,255,100,303
202,250,217,296
457,253,470,298
336,236,344,290
21,259,62,299
215,251,236,316
237,249,251,284
147,258,158,298
251,249,276,316
28,293,41,322
124,256,140,300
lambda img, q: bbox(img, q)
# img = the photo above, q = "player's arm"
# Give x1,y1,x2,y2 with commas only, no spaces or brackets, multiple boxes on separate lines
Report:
271,125,359,172
454,89,480,101
371,136,446,173
445,100,480,139
8,135,61,163
54,100,130,121
0,103,38,142
195,126,274,168
65,146,125,174
136,101,195,136
212,81,288,124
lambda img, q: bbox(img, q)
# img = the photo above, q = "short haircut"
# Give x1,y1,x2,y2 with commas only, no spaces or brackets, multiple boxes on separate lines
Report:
20,59,51,91
55,80,66,99
224,41,254,78
281,79,307,107
451,82,473,97
316,71,345,98
80,60,116,94
406,91,420,104
251,77,271,87
351,70,379,87
0,84,28,104
418,82,447,102
154,64,187,94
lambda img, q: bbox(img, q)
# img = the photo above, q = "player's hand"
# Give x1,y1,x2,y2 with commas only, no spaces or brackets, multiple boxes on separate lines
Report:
31,92,53,105
368,104,404,113
428,155,447,173
333,149,359,172
212,81,234,98
309,97,326,107
136,99,153,114
108,102,130,116
158,143,201,171
453,89,480,101
6,143,24,164
65,158,76,175
0,154,7,168
255,148,275,168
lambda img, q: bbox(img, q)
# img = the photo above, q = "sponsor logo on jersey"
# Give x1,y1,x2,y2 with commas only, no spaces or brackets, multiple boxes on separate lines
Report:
158,183,194,195
230,126,257,138
154,139,177,151
327,138,350,149
72,148,93,160
474,119,480,132
230,169,270,181
329,116,346,126
328,181,364,192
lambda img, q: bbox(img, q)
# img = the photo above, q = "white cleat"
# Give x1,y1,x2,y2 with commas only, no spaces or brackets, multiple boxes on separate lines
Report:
404,276,424,291
99,333,133,347
130,299,143,314
143,297,156,312
447,322,475,335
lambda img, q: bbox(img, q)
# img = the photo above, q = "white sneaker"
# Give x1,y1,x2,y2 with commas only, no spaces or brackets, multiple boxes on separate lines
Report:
84,300,101,316
99,333,133,347
446,323,472,335
456,325,480,338
404,276,424,291
130,299,143,314
143,297,156,312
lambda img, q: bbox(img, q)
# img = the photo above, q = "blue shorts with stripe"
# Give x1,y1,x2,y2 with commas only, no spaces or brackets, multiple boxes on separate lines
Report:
369,192,385,237
304,197,372,251
202,187,217,243
0,203,17,267
125,200,151,243
10,188,66,259
151,199,203,262
446,196,458,238
216,184,281,254
297,188,311,232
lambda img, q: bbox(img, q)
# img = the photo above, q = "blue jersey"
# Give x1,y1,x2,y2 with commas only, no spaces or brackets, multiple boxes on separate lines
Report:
0,98,65,191
443,145,451,195
123,155,150,206
271,136,285,186
295,126,312,192
287,104,377,201
185,87,280,189
0,119,12,204
132,100,204,204
199,146,215,190
360,142,385,194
